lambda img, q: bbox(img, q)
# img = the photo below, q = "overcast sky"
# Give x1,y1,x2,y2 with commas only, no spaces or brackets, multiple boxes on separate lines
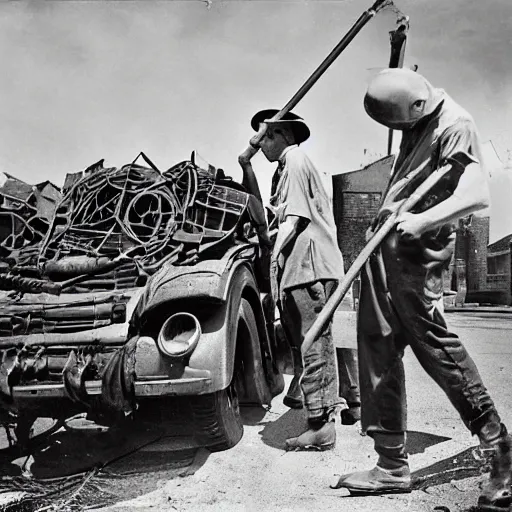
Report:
1,0,511,229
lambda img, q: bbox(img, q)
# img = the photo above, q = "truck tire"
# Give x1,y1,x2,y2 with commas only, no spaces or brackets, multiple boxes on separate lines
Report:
191,379,242,452
191,298,257,451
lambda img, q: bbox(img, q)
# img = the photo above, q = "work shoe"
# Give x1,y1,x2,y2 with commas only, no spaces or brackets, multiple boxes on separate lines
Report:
283,394,303,409
477,425,512,511
341,404,361,425
285,420,335,451
331,464,412,495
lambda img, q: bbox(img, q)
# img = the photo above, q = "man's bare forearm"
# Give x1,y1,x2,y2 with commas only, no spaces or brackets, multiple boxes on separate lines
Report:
241,162,264,204
238,145,263,204
397,162,490,238
246,194,272,246
422,162,489,228
238,147,271,244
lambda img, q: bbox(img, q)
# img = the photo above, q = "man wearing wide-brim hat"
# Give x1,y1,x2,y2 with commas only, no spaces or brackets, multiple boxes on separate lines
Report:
238,109,359,450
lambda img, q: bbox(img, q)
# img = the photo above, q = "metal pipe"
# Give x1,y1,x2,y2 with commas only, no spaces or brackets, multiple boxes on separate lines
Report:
387,16,410,155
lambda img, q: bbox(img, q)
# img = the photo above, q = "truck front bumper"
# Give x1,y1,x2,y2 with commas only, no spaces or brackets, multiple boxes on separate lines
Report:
12,375,212,402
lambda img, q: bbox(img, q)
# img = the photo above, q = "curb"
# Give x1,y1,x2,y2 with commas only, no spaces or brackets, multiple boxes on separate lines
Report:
445,307,512,314
337,306,512,314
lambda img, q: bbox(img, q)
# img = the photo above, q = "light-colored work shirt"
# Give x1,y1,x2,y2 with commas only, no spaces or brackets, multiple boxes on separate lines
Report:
381,92,484,212
376,92,486,281
270,145,344,292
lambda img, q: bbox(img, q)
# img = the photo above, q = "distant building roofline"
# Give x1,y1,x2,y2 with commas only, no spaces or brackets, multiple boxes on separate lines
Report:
333,154,395,178
488,233,512,254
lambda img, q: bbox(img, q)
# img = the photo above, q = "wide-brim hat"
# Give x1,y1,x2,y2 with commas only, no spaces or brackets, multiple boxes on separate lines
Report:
250,109,310,144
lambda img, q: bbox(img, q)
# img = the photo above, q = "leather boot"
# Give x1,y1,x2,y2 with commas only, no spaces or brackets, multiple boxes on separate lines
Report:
336,348,361,425
477,421,512,511
283,347,304,409
285,419,336,451
332,465,411,495
341,405,361,425
333,432,412,494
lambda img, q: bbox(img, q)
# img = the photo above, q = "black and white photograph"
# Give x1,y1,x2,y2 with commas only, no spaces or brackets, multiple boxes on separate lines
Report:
0,1,511,511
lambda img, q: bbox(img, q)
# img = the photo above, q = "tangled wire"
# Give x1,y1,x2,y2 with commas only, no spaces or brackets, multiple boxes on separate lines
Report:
5,155,250,293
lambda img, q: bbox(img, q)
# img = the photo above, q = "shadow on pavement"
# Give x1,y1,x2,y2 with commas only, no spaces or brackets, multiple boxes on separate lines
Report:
240,405,267,426
258,408,308,450
412,445,483,490
0,403,272,508
258,417,453,454
0,407,212,510
406,430,451,455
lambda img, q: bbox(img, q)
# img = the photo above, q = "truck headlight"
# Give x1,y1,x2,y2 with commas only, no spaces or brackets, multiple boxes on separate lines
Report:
157,312,201,358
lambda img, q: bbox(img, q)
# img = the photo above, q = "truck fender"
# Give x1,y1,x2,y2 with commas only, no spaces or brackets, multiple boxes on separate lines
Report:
188,262,272,405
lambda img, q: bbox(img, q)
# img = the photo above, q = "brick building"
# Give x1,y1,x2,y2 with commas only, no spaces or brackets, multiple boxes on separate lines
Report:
486,234,512,305
455,215,490,297
331,157,494,307
332,155,394,270
331,151,512,307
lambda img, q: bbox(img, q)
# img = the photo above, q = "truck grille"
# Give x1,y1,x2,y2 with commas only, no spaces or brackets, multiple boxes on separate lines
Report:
0,294,127,337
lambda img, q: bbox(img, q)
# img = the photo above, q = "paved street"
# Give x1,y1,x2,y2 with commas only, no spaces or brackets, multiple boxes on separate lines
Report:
101,311,512,512
1,311,510,512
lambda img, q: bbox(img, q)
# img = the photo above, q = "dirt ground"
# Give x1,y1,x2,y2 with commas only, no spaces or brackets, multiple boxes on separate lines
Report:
1,311,511,512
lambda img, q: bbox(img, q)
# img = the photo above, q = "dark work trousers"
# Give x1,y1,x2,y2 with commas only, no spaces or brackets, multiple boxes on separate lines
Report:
336,347,361,407
358,230,499,437
280,280,345,421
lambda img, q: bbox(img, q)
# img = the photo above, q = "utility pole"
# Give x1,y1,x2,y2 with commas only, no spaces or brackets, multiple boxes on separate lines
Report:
387,16,409,156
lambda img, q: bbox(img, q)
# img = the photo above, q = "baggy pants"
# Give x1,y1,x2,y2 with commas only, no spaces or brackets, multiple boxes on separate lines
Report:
281,280,345,421
358,230,498,437
336,347,361,407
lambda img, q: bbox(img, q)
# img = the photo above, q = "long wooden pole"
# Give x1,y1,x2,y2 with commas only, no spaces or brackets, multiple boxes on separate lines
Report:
248,0,391,150
301,151,474,356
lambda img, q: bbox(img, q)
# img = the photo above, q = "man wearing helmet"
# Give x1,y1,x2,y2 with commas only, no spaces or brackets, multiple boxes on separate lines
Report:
334,68,511,510
238,109,360,450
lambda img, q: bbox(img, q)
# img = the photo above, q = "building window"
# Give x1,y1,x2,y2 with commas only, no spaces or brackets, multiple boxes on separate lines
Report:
487,254,509,275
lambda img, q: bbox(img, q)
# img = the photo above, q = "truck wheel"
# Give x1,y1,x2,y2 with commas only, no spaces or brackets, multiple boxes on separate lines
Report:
191,379,242,452
191,298,257,451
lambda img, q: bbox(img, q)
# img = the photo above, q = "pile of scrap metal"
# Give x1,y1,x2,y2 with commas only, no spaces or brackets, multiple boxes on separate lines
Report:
0,154,257,434
0,172,61,258
1,153,251,299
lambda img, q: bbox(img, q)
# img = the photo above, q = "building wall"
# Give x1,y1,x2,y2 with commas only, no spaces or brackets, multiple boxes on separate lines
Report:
334,191,382,270
456,215,490,292
332,156,393,271
332,158,507,305
486,249,512,305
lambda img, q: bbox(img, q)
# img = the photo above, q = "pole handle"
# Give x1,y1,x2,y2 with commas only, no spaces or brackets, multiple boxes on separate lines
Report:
301,158,459,354
247,0,390,150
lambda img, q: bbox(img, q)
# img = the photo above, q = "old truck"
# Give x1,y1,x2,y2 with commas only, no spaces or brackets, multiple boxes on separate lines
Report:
0,153,286,452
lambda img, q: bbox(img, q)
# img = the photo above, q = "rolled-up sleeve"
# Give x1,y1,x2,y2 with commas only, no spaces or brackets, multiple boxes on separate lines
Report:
439,118,481,163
